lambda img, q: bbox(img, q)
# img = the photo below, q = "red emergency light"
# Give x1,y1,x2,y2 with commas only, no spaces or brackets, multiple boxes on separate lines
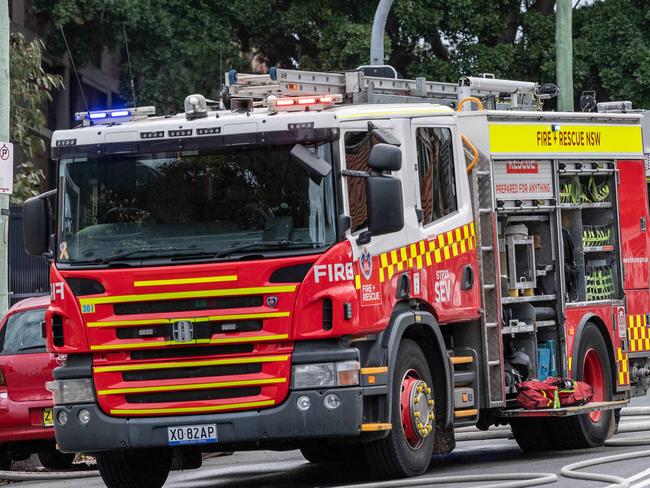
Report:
270,94,342,113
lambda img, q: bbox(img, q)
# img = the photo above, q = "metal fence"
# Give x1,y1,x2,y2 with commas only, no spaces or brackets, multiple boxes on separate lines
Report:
8,205,49,306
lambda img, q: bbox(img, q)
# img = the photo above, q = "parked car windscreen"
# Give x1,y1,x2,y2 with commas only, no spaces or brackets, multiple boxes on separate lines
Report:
0,309,46,355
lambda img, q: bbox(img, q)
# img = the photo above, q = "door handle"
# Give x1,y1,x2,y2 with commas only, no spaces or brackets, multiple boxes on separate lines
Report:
642,217,647,232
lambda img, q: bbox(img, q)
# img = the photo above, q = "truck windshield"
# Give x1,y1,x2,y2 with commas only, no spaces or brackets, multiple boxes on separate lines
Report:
57,143,337,264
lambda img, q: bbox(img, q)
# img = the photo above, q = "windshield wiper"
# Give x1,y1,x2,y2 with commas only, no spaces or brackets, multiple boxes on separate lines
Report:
101,246,204,263
215,240,323,258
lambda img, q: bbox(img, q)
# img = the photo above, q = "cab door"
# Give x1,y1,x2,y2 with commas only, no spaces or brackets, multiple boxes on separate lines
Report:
341,118,414,330
409,117,480,323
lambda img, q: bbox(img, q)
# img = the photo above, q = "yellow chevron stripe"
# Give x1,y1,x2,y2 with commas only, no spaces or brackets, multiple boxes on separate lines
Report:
134,275,237,287
98,377,286,396
89,333,289,351
87,311,290,328
93,354,289,373
111,399,275,415
79,285,296,306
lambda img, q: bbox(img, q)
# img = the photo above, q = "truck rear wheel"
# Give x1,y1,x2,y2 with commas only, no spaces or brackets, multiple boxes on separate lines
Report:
510,418,556,452
96,448,172,488
511,323,613,452
554,323,614,449
364,339,436,478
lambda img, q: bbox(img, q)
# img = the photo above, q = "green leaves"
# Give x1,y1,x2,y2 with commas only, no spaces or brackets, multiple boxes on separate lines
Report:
26,0,650,119
10,33,63,203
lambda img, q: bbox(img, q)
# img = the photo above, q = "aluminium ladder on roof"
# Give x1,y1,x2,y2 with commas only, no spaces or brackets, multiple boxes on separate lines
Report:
225,68,540,110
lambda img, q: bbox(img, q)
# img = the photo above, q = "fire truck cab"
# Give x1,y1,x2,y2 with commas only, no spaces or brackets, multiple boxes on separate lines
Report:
22,68,649,488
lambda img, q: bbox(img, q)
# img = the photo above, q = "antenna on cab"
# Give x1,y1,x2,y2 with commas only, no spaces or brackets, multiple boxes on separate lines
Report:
122,21,137,108
60,26,91,124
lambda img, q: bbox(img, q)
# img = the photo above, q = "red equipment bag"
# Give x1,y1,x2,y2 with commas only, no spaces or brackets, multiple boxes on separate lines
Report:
516,377,594,410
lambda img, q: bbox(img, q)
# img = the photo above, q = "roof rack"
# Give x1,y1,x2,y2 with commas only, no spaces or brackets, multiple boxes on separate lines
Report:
224,67,542,111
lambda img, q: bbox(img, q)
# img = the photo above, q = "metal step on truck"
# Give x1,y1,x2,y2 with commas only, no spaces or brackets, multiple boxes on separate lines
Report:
22,66,650,488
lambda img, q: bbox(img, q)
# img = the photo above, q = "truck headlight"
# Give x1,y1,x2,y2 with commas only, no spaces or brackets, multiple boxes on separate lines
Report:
291,361,360,389
46,379,94,405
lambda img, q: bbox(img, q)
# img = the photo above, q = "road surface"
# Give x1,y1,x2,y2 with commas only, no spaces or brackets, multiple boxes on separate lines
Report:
11,395,650,488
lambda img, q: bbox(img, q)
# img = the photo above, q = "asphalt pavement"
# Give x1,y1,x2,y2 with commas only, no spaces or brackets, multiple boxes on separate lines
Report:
12,395,650,488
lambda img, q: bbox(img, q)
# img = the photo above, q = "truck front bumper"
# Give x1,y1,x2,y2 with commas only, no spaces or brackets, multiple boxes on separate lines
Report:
54,388,363,453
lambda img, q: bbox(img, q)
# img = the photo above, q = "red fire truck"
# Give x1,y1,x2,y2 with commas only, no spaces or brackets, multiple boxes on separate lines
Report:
23,68,650,488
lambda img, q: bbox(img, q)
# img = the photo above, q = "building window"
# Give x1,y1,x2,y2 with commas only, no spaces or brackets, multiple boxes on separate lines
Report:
416,127,457,225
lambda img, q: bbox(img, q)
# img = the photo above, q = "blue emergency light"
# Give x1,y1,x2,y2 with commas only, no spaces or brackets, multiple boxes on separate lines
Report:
75,108,132,122
74,106,156,125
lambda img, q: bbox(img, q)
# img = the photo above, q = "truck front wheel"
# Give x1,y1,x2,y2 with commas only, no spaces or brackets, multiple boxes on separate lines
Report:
364,338,436,477
37,451,75,470
96,448,172,488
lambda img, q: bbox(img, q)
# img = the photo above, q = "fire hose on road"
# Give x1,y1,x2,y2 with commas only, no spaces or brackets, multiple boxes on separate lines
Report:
2,407,650,486
337,406,650,488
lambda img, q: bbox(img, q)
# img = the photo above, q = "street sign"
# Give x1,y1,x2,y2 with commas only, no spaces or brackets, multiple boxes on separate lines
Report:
0,142,12,194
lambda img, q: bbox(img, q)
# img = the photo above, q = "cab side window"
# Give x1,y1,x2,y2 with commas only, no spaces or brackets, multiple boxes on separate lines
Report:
416,127,457,225
344,131,378,233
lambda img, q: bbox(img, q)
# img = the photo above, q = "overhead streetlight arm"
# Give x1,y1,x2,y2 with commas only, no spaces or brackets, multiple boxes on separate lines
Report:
370,0,395,65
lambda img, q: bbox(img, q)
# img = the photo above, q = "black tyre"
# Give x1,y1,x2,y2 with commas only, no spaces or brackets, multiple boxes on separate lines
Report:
513,323,613,452
554,323,614,449
0,449,10,471
364,339,436,478
96,449,172,488
37,451,76,470
510,418,556,452
614,408,622,434
299,442,365,465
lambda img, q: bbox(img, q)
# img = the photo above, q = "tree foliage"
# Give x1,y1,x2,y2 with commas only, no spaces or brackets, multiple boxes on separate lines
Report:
10,33,63,203
30,0,650,112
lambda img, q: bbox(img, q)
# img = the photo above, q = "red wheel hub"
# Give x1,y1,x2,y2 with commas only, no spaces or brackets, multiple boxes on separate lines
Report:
583,348,605,422
400,369,435,448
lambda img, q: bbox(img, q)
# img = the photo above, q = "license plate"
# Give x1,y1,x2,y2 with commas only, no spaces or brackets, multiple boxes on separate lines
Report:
43,408,54,427
167,424,217,446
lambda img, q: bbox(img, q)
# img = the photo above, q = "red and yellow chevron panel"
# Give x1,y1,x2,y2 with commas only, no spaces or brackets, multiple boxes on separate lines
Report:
376,222,476,284
617,347,630,385
627,313,650,353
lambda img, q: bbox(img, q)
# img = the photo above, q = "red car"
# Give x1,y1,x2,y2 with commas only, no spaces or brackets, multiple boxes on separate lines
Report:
0,296,74,470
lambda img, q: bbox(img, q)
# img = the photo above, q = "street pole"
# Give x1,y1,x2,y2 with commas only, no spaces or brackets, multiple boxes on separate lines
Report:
556,0,574,111
370,0,395,65
0,0,9,315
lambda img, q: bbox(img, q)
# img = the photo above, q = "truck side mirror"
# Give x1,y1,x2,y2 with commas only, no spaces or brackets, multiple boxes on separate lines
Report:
23,190,55,257
356,144,404,245
368,143,401,172
290,143,331,181
366,175,404,237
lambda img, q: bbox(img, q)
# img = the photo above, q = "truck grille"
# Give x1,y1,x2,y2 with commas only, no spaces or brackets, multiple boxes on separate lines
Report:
126,386,261,404
94,352,291,416
87,279,296,417
123,363,262,381
130,344,253,360
114,296,262,315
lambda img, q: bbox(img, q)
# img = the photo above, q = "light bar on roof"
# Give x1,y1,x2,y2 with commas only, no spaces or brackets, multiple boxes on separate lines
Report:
74,106,156,125
269,94,342,113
